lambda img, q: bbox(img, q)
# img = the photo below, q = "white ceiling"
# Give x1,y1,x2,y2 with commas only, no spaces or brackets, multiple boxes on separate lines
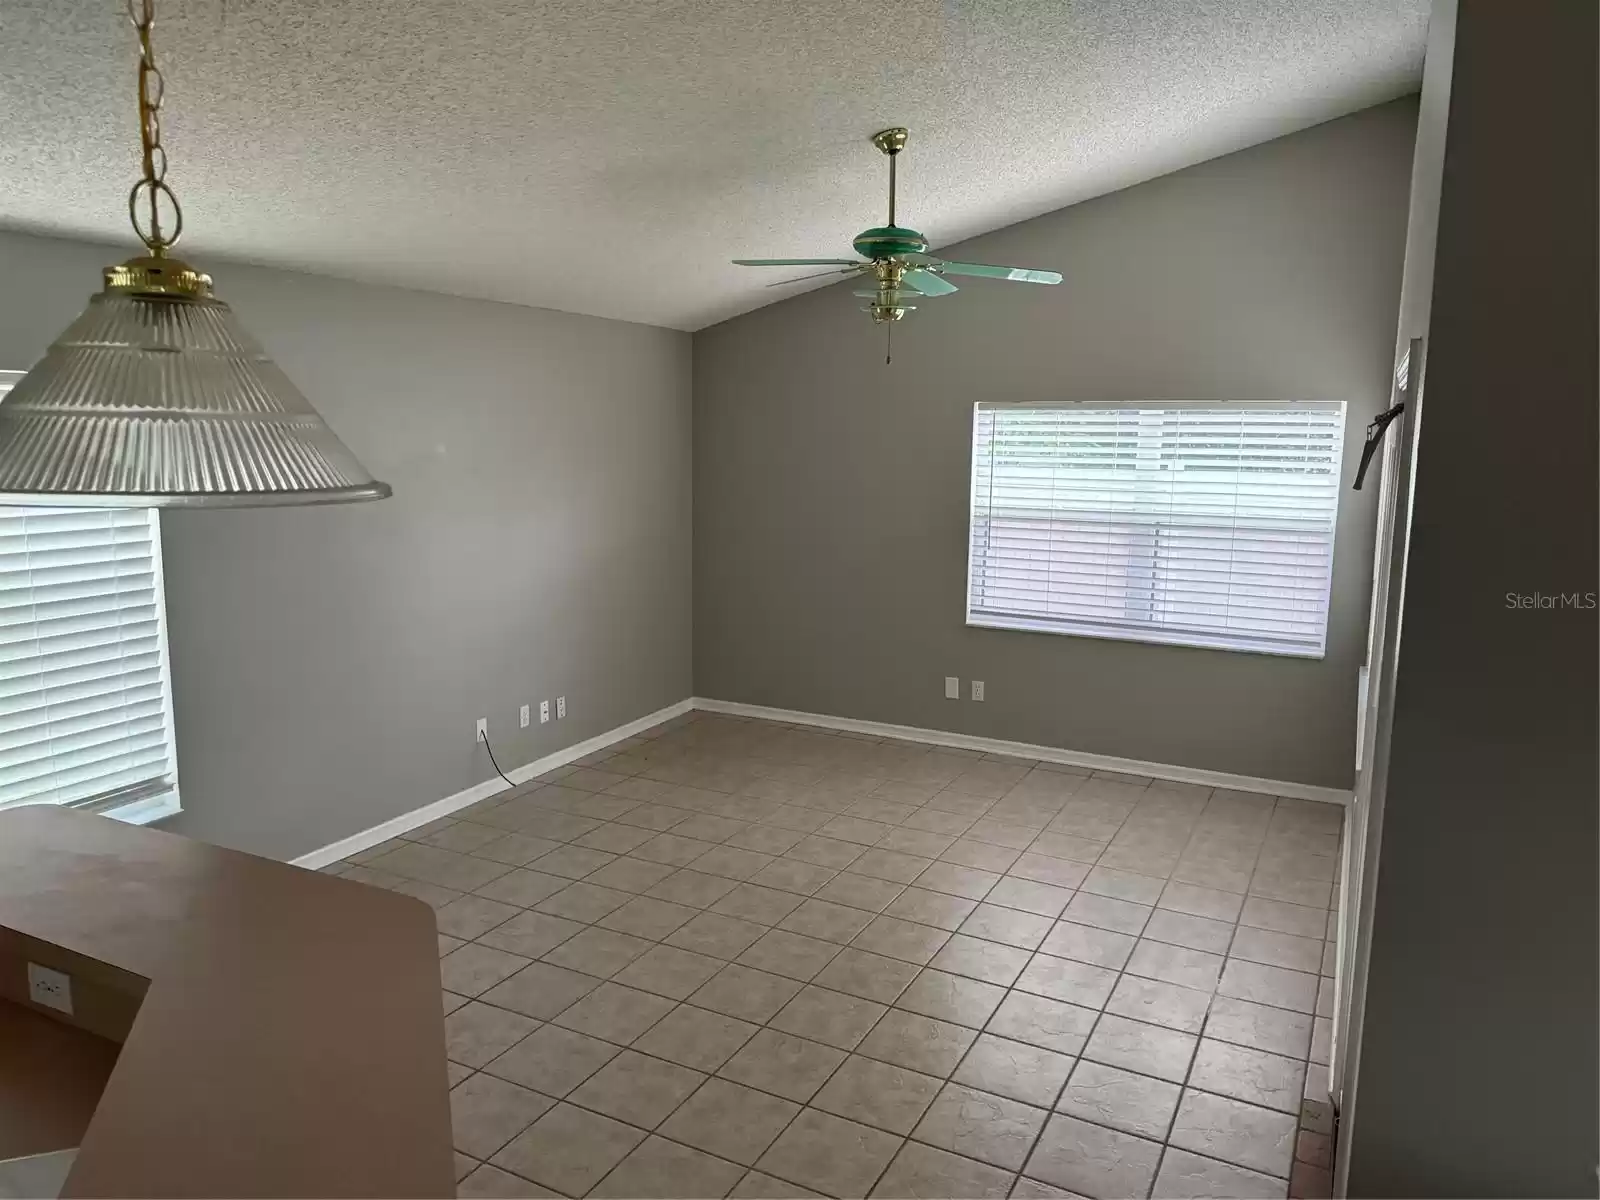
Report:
1,1,1427,331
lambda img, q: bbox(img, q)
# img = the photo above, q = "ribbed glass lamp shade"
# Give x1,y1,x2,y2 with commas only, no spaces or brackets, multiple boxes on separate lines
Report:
0,256,390,507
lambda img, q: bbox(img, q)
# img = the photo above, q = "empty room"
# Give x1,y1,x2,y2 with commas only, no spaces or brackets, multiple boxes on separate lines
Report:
0,1,1592,1198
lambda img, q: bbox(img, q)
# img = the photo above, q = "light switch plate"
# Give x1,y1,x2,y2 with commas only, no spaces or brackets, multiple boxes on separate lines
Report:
27,962,72,1015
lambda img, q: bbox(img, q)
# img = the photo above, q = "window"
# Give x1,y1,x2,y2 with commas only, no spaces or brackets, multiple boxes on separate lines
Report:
0,370,179,822
967,401,1346,657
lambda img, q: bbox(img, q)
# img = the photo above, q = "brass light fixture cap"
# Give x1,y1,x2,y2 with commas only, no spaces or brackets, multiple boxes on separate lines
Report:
103,254,215,299
871,127,909,156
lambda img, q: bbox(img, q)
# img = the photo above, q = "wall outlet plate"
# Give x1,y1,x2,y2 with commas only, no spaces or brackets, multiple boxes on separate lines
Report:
556,696,567,719
475,717,488,743
27,963,72,1015
971,680,985,701
944,676,960,699
539,700,550,724
520,704,530,728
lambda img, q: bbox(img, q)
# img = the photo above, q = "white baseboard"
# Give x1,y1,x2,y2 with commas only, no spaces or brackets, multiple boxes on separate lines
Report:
691,697,1352,807
291,698,696,869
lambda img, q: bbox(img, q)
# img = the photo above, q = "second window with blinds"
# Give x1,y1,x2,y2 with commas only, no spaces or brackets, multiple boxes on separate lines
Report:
966,401,1346,658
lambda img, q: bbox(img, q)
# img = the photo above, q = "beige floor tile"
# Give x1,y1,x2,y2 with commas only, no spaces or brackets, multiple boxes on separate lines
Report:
929,933,1032,987
858,1008,977,1077
941,839,1023,873
1217,959,1319,1014
659,1078,800,1165
813,871,908,913
749,857,839,895
443,989,471,1016
1247,872,1331,910
689,962,805,1022
550,981,675,1043
541,926,653,978
485,1022,620,1096
1024,1113,1163,1198
730,1170,823,1198
1007,853,1092,890
987,991,1098,1057
437,895,522,940
1188,1039,1306,1114
852,915,951,965
770,985,887,1050
446,1001,541,1068
1083,1013,1198,1083
1203,996,1313,1059
472,869,571,909
530,844,617,880
914,861,1001,901
1105,974,1212,1034
590,1135,746,1199
476,911,586,959
952,1034,1074,1108
481,961,601,1020
441,944,534,997
533,881,633,923
671,813,752,843
1238,896,1327,939
633,1002,759,1071
735,928,843,981
1061,891,1152,937
439,934,466,957
448,1062,473,1087
850,847,937,883
612,943,726,1000
573,822,658,856
1080,865,1166,906
1009,1173,1078,1198
778,897,877,943
1168,1090,1296,1177
901,807,977,837
812,1054,944,1135
871,1141,1015,1199
1230,926,1323,973
1159,880,1246,923
727,824,809,855
1142,908,1236,955
718,1027,847,1102
813,947,922,1005
1039,921,1135,971
1125,939,1225,993
491,1102,644,1196
1055,1060,1181,1140
666,910,770,959
456,1163,562,1197
694,843,780,882
819,815,895,846
1014,952,1119,1010
1151,1147,1287,1198
634,832,717,867
788,834,867,869
369,842,514,892
648,868,744,908
957,903,1054,952
896,968,1007,1028
912,1082,1046,1170
758,1108,903,1197
566,1049,706,1128
1027,833,1105,865
450,1072,555,1159
884,886,980,931
594,894,697,940
965,818,1040,850
713,882,808,925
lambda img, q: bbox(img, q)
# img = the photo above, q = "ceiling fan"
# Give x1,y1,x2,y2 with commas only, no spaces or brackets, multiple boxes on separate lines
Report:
732,127,1063,360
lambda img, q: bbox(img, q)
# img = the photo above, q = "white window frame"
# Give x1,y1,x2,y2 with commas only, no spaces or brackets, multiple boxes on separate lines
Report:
966,399,1346,659
0,369,180,825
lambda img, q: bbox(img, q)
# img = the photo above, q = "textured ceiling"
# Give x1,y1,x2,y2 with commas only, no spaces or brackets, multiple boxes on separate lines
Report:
1,1,1427,330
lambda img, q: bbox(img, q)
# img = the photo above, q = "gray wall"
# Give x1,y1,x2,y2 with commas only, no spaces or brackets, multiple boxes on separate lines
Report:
693,100,1417,789
0,230,693,861
1346,2,1599,1194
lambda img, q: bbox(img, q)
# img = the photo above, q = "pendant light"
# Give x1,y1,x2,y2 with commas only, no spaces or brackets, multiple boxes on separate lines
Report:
0,0,390,507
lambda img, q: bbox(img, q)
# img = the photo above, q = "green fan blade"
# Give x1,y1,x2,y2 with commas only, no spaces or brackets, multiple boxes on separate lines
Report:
732,258,863,266
902,269,958,296
766,266,867,287
936,260,1063,284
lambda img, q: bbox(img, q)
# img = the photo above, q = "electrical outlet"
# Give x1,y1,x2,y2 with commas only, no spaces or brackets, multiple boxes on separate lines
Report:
539,700,550,724
971,680,985,701
944,676,960,700
556,696,567,720
520,704,530,729
27,963,72,1015
475,717,487,743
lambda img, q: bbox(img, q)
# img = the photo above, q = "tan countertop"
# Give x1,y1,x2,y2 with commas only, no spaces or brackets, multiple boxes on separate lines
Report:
0,806,454,1198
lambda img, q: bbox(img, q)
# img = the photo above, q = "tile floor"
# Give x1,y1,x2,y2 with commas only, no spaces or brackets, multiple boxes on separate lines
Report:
325,711,1343,1200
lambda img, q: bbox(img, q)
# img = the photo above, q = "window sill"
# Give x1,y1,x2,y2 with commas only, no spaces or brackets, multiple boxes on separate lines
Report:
107,791,182,827
966,613,1327,660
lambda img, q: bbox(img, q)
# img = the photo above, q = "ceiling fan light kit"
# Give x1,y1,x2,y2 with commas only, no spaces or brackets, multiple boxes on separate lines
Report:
732,126,1063,361
0,0,389,507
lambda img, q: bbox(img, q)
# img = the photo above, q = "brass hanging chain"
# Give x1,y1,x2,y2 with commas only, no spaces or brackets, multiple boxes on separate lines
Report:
126,0,183,254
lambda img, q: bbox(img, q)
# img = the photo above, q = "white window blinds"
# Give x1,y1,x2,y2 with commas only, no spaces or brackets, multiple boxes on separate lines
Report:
0,378,179,819
967,402,1346,657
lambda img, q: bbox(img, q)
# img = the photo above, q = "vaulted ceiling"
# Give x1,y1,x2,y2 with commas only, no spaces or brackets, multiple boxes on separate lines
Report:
1,0,1428,330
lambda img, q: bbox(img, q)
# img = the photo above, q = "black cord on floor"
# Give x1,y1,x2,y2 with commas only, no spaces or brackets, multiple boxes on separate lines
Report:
480,731,519,790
